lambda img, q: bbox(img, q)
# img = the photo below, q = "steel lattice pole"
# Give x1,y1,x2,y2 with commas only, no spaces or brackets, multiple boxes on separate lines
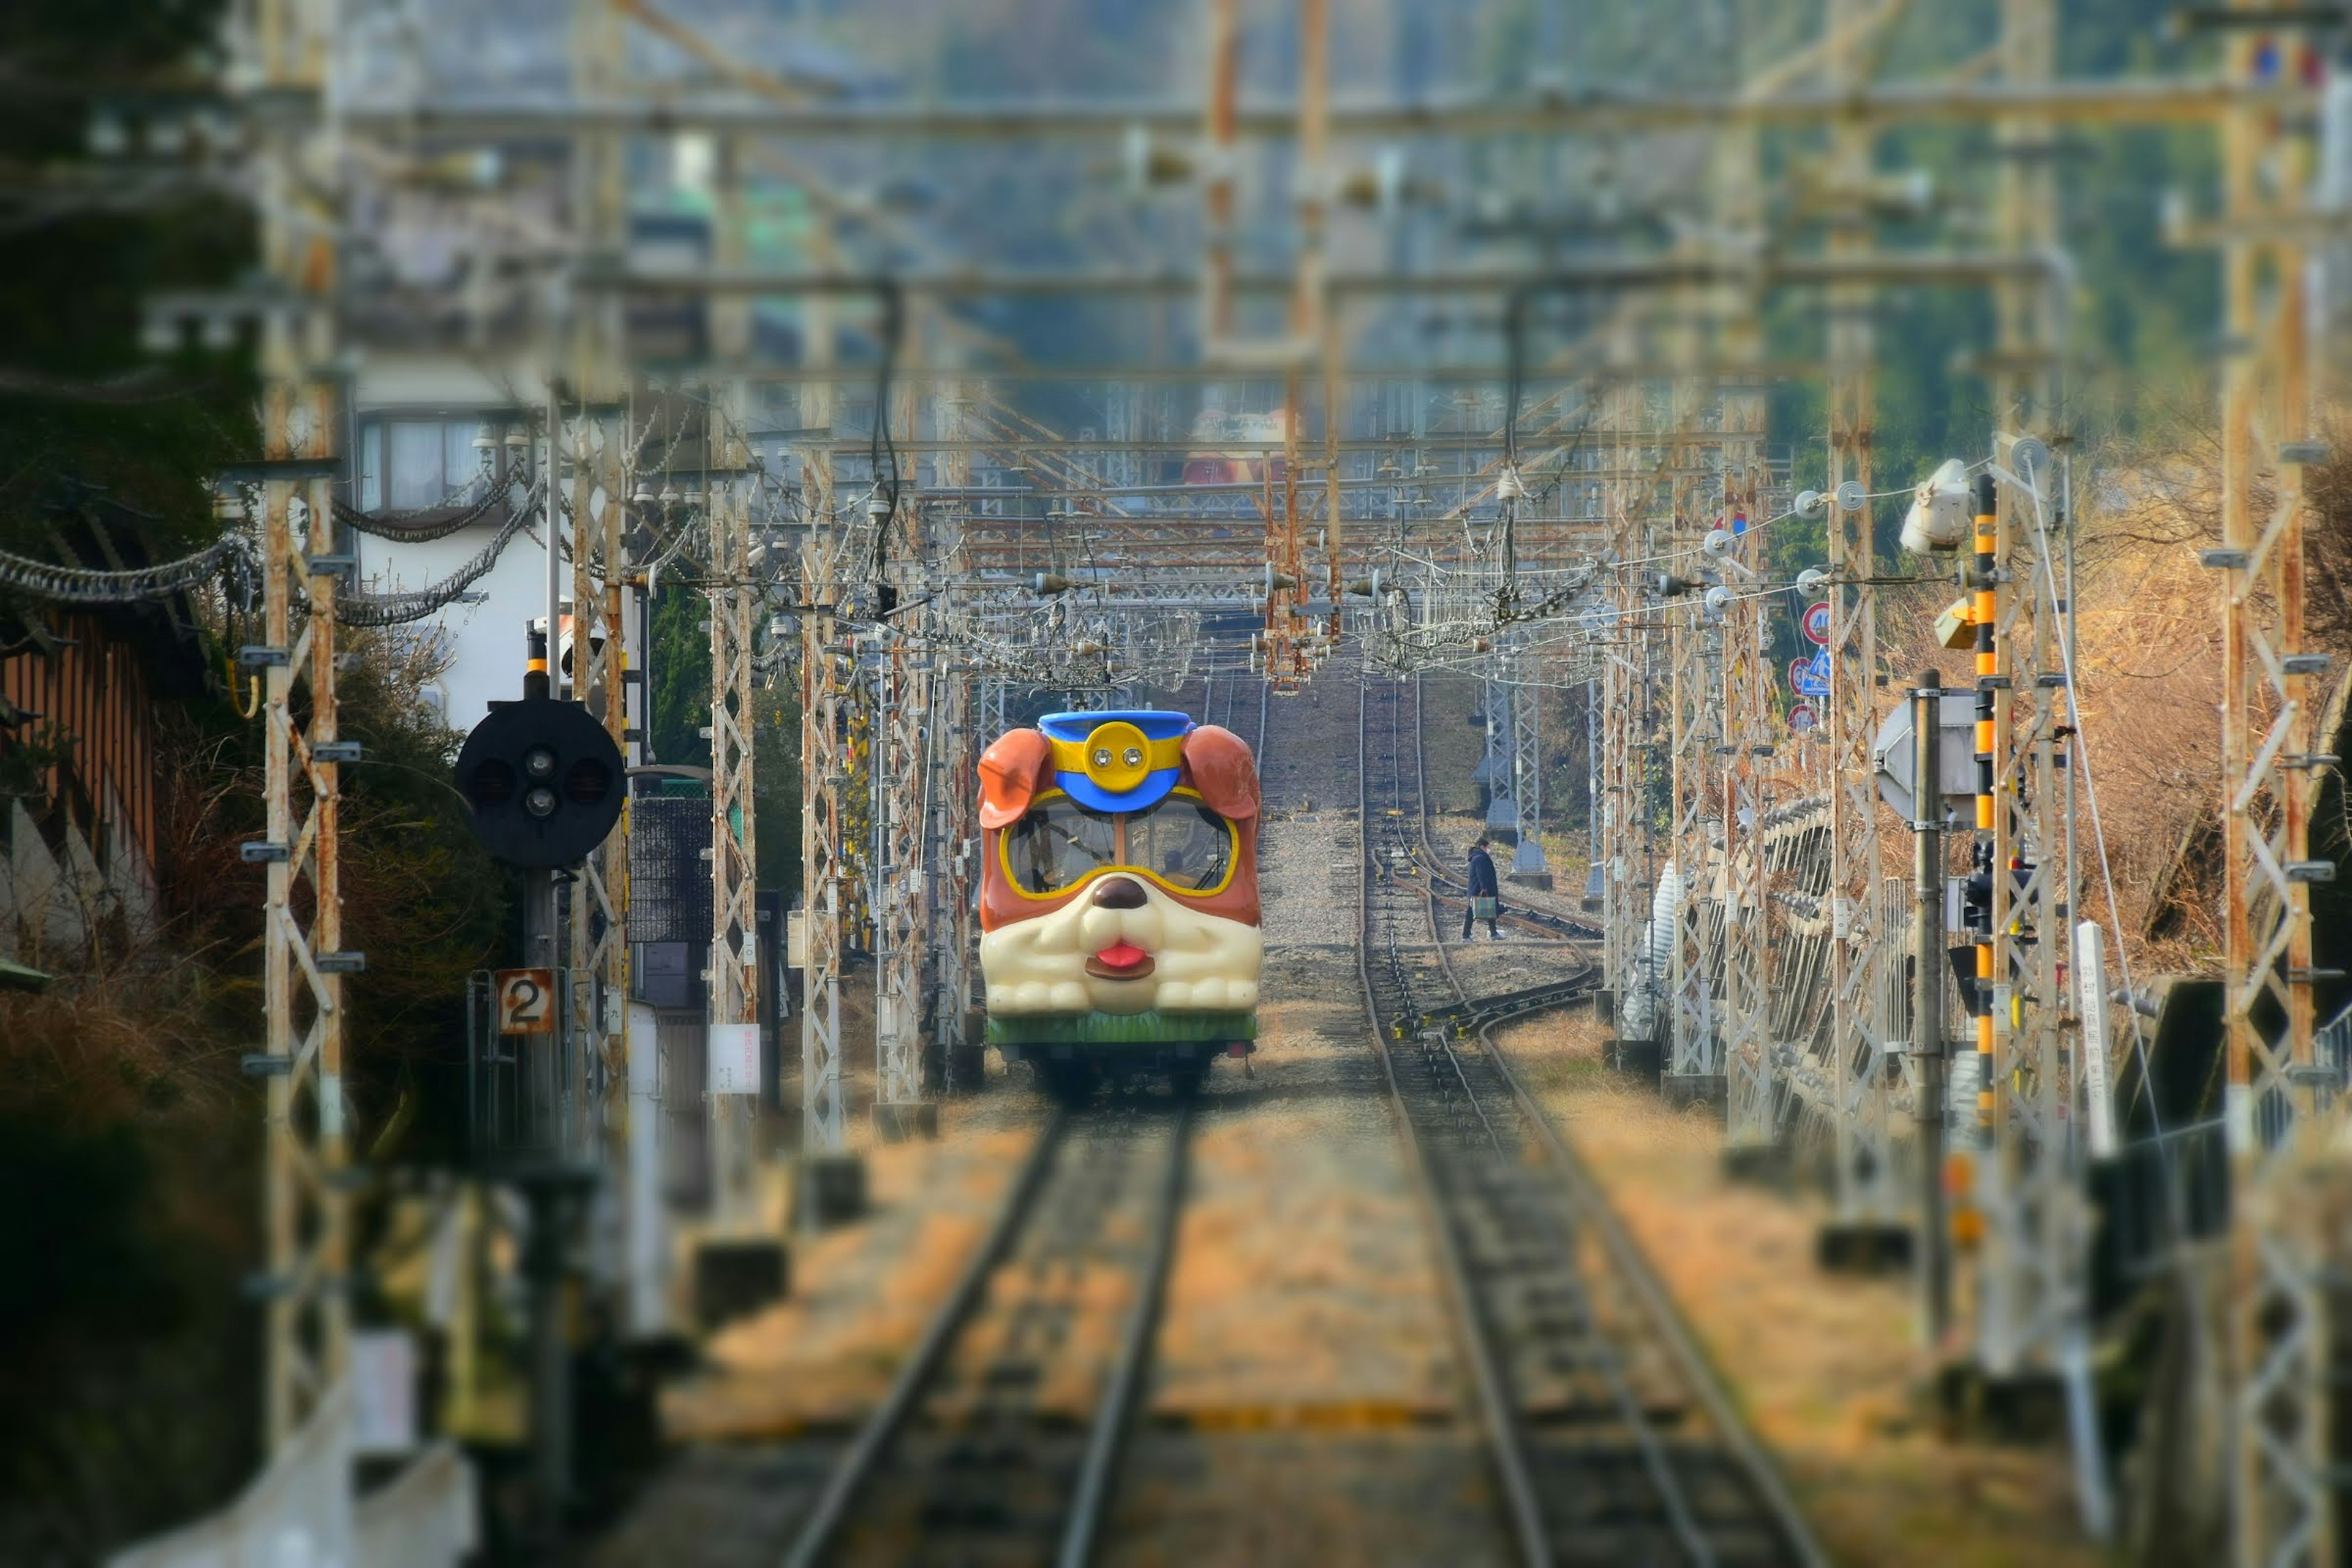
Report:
248,0,349,1452
707,396,761,1222
1817,0,1898,1237
2220,12,2329,1562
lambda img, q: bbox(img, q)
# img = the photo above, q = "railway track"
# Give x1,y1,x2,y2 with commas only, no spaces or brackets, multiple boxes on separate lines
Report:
1398,676,1599,943
1356,675,1824,1568
782,1101,1193,1568
774,665,1265,1567
1199,651,1271,757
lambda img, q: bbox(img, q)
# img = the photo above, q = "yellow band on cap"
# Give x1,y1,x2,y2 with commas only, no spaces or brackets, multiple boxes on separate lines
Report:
1049,723,1185,794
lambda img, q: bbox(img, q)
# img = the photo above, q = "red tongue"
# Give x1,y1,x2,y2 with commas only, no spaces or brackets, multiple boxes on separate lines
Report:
1097,941,1148,968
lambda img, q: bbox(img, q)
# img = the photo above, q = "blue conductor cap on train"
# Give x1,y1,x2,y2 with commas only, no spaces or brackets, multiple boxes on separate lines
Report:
1038,709,1195,813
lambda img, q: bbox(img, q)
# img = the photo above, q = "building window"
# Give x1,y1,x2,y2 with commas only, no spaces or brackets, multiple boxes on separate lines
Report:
358,418,492,513
390,421,447,508
359,422,382,511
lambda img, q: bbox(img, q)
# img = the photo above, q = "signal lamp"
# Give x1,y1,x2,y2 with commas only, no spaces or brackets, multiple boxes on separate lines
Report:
454,696,625,867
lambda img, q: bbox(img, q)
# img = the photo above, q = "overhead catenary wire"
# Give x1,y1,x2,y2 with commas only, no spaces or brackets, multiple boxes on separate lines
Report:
0,530,252,605
306,480,548,628
334,481,511,542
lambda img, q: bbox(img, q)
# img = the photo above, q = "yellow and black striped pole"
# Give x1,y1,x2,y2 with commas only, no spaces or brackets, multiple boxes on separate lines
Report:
1971,472,1999,1144
525,624,551,700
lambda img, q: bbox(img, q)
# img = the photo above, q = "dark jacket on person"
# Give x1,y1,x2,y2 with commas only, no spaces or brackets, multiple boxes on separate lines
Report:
1466,845,1500,899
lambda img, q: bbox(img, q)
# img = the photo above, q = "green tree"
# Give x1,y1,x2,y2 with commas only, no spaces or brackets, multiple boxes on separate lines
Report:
647,584,712,770
647,583,802,897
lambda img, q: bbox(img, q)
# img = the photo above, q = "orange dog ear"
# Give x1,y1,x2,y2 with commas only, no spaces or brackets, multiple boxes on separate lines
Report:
1180,725,1259,821
978,728,1054,829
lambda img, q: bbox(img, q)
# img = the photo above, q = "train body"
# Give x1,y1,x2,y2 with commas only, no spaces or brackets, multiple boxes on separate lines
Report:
976,709,1262,1096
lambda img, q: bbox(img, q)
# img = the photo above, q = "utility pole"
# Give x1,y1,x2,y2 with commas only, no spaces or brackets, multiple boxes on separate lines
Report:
1722,446,1778,1163
1479,669,1513,839
1599,378,1647,1054
2215,9,2330,1562
1717,12,1779,1159
873,531,935,1135
246,0,350,1452
1667,380,1722,1105
1913,669,1951,1346
564,396,632,1189
1964,0,2084,1398
568,397,637,1302
567,0,633,1148
1507,671,1548,885
930,641,980,1091
796,236,860,1219
1816,0,1902,1266
707,390,763,1229
931,393,982,1093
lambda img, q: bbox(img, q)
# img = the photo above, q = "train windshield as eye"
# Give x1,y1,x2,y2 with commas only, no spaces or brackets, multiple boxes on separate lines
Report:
1003,795,1118,895
1127,796,1236,894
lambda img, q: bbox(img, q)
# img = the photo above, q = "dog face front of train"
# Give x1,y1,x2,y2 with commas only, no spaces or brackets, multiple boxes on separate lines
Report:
976,712,1262,1020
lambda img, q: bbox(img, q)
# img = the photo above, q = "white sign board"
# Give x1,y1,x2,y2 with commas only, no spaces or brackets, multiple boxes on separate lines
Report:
350,1328,418,1457
708,1023,761,1096
2075,921,2117,1159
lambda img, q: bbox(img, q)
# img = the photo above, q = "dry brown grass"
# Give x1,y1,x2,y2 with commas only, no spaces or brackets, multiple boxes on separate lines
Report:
1498,1009,2106,1568
664,1121,1034,1438
1863,409,2352,979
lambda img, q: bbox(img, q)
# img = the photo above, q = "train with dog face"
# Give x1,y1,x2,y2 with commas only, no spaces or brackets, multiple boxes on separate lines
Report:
976,709,1262,1098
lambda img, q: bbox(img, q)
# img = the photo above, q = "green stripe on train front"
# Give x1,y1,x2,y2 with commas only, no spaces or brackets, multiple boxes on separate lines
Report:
985,1009,1258,1047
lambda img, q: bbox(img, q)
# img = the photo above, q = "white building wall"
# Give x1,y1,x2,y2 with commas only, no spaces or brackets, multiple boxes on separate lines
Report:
350,357,558,734
352,522,554,734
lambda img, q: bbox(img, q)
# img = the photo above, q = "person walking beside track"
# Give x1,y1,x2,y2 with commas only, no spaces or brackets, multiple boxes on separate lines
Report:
1463,835,1503,940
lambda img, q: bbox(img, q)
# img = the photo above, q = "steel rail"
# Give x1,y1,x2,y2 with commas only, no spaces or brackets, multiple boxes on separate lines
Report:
1405,672,1603,947
1423,976,1600,1031
1355,677,1552,1568
1419,663,1825,1562
782,1109,1069,1568
1371,670,1825,1564
1055,1098,1193,1568
1256,663,1272,759
783,1099,1196,1568
1475,1017,1831,1568
1392,672,1749,1561
1421,858,1603,941
1383,676,1713,1561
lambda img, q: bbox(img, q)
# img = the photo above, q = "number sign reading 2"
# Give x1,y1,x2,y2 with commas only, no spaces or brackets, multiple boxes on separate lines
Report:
496,968,557,1035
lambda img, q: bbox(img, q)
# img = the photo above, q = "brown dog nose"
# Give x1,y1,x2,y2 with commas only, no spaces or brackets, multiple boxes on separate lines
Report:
1090,876,1148,910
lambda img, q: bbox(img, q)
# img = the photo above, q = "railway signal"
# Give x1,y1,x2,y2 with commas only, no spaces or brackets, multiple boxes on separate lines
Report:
454,693,626,868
